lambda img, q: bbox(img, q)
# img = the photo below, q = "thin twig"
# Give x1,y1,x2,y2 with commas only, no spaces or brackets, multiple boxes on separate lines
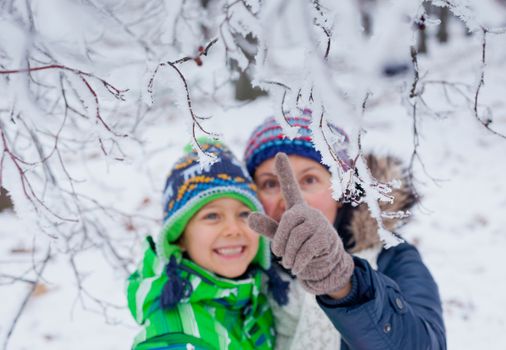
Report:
473,28,506,139
407,101,441,185
357,91,372,156
321,27,331,59
147,39,220,155
172,38,218,65
318,110,350,171
409,46,420,98
0,128,78,222
0,64,128,138
68,255,125,325
2,248,51,350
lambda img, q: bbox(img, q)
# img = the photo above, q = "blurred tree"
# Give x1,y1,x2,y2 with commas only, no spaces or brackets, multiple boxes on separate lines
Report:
0,187,13,212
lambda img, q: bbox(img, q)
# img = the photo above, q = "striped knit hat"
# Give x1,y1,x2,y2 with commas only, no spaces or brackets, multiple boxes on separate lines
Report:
244,109,352,177
158,138,270,270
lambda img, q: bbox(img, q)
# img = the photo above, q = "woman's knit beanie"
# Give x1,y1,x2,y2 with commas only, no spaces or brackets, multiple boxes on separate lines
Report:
157,138,270,270
243,109,352,178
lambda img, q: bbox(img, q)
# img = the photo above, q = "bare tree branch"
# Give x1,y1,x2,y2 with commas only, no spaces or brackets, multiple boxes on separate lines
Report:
409,46,421,98
0,64,128,138
473,28,506,139
148,38,220,156
2,248,51,350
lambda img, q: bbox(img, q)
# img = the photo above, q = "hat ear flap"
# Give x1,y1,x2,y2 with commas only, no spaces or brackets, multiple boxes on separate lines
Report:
263,264,290,306
160,256,193,309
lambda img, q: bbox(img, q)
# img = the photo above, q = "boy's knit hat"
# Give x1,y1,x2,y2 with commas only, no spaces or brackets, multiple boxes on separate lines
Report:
158,138,270,270
244,109,352,177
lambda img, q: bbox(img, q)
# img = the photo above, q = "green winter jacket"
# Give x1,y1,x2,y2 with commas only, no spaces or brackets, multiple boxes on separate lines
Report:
126,237,276,350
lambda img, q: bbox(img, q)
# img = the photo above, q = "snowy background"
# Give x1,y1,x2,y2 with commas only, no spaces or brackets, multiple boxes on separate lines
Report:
2,1,506,349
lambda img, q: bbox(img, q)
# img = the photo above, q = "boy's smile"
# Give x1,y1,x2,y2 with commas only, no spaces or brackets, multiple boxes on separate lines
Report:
180,197,260,278
214,245,246,258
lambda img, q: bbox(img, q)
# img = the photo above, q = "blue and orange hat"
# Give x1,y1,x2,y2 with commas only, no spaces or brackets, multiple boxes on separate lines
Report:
158,138,270,270
244,110,352,178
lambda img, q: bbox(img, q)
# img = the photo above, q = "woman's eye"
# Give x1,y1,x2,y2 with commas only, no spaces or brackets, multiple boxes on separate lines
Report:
260,179,279,191
301,175,318,186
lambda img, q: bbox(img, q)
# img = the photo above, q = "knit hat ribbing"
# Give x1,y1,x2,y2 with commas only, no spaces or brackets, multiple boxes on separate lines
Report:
244,110,352,178
158,139,270,270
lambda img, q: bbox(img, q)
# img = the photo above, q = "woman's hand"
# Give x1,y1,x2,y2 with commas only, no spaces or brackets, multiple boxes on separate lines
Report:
248,152,354,297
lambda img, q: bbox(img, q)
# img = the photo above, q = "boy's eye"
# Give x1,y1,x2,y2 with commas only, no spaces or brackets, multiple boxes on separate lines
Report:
239,210,251,219
203,212,219,220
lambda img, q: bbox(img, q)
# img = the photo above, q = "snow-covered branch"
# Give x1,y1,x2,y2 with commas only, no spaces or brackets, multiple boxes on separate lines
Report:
1,2,506,339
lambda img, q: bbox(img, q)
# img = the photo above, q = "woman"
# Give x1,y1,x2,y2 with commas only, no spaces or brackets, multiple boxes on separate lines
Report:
243,112,446,350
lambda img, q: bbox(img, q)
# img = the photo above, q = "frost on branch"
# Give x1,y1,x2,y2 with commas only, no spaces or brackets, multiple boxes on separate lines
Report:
219,0,411,246
2,1,506,342
0,1,171,335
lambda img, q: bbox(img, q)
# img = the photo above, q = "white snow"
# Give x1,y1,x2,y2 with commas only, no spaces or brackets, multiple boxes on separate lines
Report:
2,1,506,349
2,67,506,347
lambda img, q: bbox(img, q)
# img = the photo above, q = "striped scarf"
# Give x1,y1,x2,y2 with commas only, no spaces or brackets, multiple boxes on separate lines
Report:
127,238,275,350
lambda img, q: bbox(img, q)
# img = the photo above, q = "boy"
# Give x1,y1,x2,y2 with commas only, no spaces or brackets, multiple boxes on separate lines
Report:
127,140,284,350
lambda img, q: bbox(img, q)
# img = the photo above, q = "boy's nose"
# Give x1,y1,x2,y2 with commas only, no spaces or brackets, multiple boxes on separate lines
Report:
222,217,243,236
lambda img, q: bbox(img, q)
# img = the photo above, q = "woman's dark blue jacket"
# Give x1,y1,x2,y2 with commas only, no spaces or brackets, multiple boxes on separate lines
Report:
317,241,446,350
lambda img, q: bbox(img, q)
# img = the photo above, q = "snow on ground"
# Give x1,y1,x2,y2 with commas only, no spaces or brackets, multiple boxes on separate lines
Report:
2,33,506,350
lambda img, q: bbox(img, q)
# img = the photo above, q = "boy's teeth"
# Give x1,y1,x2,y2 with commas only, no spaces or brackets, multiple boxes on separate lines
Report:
216,247,243,256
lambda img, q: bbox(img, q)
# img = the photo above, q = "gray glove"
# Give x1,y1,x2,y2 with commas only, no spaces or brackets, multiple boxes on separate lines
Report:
248,153,354,295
